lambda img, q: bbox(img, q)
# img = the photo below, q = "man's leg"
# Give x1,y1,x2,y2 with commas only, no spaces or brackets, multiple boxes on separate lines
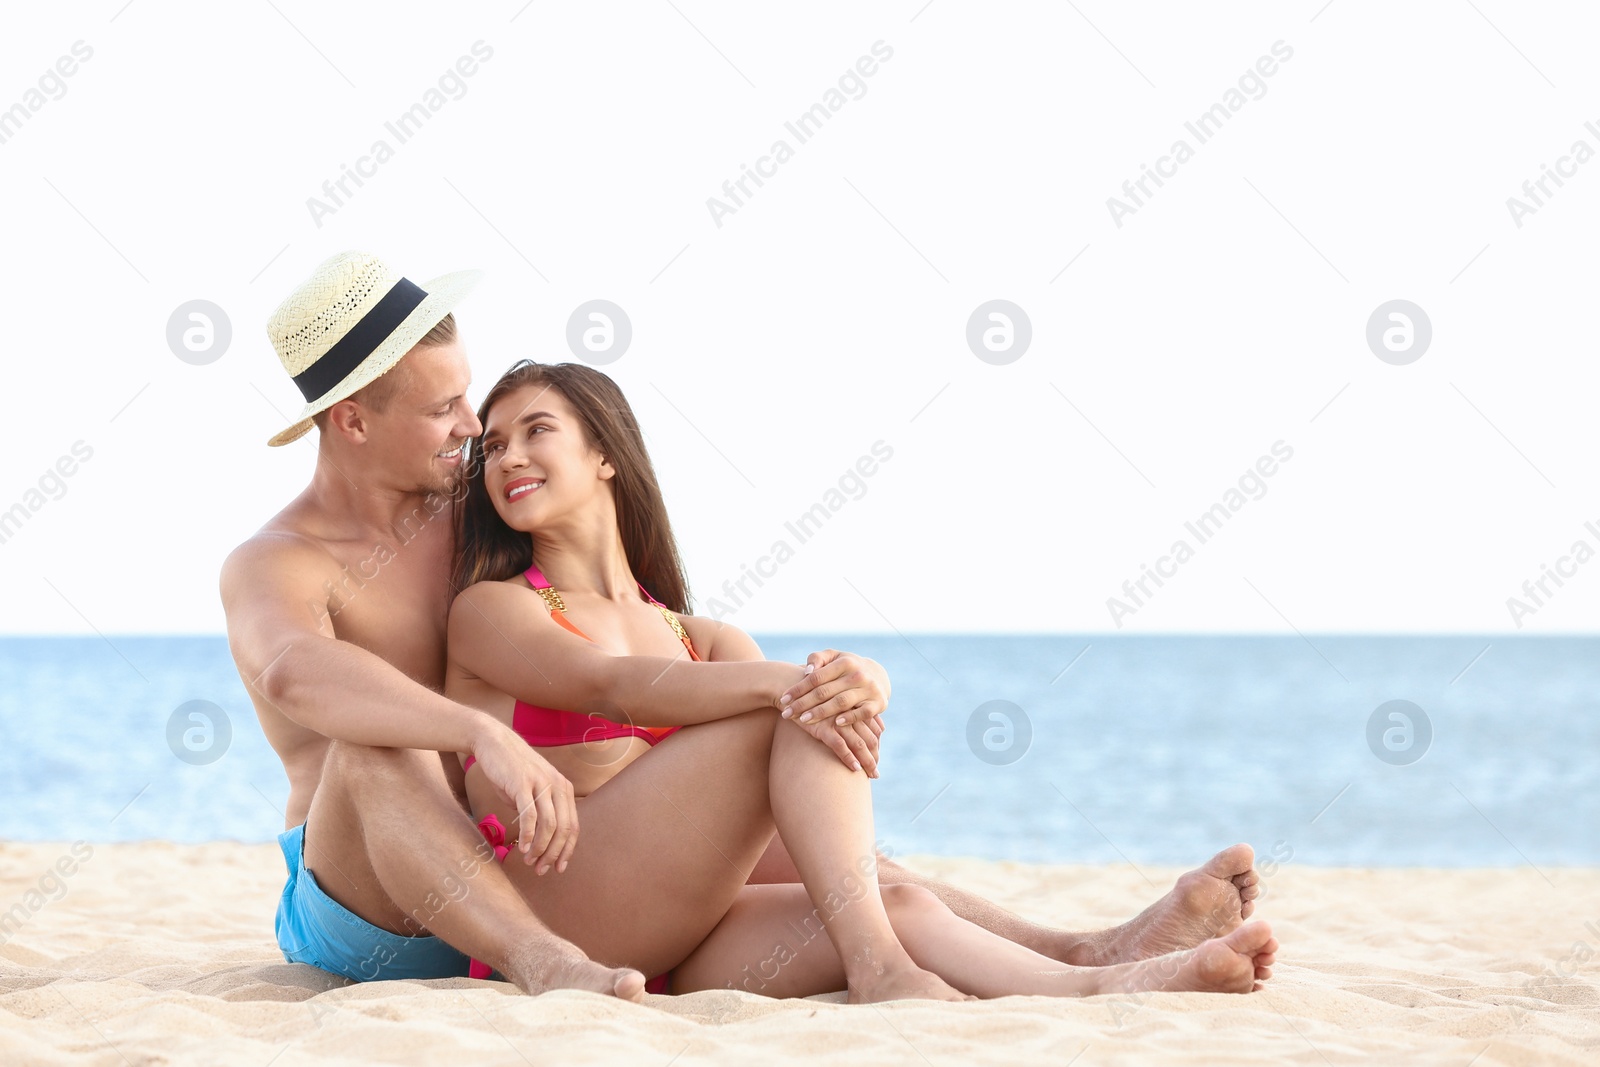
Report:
747,835,1261,966
298,741,646,997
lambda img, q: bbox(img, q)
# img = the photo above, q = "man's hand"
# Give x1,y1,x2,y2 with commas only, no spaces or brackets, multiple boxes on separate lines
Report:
466,721,579,875
779,649,890,727
790,711,886,777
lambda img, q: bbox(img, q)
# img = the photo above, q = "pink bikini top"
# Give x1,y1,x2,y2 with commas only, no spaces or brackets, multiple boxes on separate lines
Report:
464,565,696,770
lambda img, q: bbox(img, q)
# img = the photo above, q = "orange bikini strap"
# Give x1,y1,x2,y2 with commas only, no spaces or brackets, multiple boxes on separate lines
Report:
525,564,690,646
634,581,691,643
633,575,691,643
652,603,691,644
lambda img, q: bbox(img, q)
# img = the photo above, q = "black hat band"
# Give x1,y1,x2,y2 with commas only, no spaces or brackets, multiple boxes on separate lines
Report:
291,277,429,403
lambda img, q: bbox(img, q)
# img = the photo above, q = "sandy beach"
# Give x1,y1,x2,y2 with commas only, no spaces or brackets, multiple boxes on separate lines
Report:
0,842,1594,1066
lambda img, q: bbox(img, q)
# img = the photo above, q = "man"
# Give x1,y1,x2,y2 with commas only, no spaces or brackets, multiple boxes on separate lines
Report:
222,250,1261,1000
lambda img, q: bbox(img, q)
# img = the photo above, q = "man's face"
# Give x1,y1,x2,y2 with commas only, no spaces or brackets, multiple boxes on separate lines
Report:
364,341,481,496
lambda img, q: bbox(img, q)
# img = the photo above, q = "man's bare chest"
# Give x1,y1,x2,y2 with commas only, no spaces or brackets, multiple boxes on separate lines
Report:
318,527,453,687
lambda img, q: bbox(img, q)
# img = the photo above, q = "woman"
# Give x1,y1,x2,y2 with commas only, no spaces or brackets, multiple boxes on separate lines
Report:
443,359,1277,1000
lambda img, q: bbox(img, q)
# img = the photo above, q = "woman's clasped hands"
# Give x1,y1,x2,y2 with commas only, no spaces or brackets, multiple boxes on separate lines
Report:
776,649,890,778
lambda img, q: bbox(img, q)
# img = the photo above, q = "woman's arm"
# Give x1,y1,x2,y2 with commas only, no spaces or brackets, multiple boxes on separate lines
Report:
683,617,884,777
447,582,804,727
779,648,893,727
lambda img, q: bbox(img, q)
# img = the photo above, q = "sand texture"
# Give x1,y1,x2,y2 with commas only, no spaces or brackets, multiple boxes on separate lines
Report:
0,842,1595,1065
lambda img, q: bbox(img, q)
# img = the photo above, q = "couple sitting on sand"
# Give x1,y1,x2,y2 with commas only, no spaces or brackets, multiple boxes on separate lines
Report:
222,251,1278,1002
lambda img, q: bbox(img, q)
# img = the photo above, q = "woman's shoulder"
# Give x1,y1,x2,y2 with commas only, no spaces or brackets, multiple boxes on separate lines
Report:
676,614,763,662
449,574,541,620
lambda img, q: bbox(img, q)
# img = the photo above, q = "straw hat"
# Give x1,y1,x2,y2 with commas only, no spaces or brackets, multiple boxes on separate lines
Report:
264,251,482,447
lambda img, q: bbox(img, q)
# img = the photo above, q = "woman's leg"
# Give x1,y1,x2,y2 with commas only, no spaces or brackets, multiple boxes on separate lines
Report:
747,833,1264,966
760,710,966,1000
464,709,777,980
671,882,1279,998
470,707,964,1001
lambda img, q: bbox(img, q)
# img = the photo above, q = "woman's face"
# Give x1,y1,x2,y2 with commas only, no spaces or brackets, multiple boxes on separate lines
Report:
478,383,612,532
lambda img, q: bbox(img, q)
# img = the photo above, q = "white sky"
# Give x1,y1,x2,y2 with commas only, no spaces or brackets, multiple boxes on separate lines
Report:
2,1,1596,635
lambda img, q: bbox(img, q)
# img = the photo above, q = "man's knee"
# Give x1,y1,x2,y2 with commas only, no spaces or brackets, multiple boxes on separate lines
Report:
880,883,944,918
323,741,444,794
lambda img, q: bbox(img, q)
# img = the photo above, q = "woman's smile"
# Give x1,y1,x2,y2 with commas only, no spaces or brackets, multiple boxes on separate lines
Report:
504,476,544,502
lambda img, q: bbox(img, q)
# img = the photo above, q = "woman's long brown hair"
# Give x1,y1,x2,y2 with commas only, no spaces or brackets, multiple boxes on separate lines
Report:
451,360,692,613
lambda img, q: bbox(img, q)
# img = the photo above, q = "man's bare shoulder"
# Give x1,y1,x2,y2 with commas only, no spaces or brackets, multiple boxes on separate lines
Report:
219,511,339,598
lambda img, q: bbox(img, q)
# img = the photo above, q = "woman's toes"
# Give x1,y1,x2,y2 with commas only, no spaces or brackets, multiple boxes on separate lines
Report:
1225,920,1274,953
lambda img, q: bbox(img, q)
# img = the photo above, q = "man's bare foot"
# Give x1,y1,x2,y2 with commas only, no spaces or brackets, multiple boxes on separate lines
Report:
1099,920,1278,996
847,959,975,1003
500,936,648,1001
1070,844,1261,966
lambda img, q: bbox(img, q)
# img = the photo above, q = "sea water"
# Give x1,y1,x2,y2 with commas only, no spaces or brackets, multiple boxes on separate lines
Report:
2,635,1594,867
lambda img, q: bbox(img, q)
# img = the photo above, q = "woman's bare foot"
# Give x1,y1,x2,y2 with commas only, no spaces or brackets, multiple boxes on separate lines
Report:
846,955,976,1003
1072,844,1261,965
1099,920,1278,996
500,935,648,1001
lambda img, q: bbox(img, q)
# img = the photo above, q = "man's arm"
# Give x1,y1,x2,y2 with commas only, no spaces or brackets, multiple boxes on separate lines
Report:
221,534,492,753
447,582,806,727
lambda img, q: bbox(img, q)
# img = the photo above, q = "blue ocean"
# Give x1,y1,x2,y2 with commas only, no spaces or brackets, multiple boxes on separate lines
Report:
3,635,1595,868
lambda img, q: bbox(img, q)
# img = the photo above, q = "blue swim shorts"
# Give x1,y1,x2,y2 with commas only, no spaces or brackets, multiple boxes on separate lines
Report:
274,822,471,982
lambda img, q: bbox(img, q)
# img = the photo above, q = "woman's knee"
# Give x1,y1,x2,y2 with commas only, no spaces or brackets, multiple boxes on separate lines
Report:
740,706,782,736
678,706,780,752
